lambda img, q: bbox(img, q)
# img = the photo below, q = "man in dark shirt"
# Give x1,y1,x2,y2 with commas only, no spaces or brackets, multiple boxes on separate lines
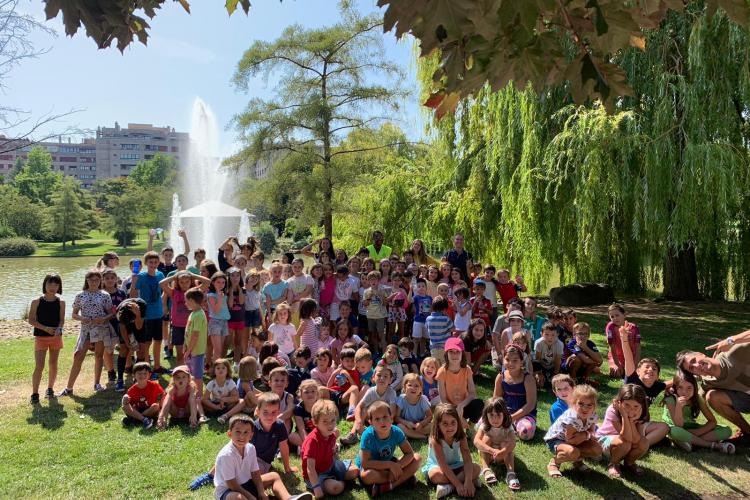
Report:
442,233,473,282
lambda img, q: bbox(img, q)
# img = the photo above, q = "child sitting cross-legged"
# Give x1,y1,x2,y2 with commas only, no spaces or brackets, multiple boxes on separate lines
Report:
301,400,360,498
157,365,198,429
327,347,360,425
213,414,312,500
217,356,261,425
268,366,296,434
342,364,398,446
289,379,321,448
395,373,433,439
122,362,164,429
544,384,603,478
357,401,422,497
473,397,519,490
422,403,481,498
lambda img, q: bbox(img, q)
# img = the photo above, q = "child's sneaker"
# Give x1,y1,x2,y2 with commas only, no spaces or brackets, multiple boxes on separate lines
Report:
115,381,126,392
198,415,210,424
94,383,106,392
288,494,314,500
57,388,73,397
188,472,214,491
436,483,454,498
340,431,358,446
30,393,40,405
713,442,735,454
346,407,356,421
671,438,692,452
45,388,55,399
217,415,228,425
142,417,154,429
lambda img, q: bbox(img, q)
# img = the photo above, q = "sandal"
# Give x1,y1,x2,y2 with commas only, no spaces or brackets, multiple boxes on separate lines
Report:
217,415,228,425
506,471,521,491
481,467,498,485
713,442,736,454
547,459,563,478
607,464,622,478
624,463,645,476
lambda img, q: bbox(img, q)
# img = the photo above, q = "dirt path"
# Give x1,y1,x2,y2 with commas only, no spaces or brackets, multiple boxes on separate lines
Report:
0,319,81,341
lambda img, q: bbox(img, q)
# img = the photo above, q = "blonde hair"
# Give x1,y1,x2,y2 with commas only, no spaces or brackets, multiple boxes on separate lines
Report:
401,373,422,393
420,356,438,375
572,384,598,403
238,356,259,382
551,373,575,391
355,348,372,362
311,399,338,422
573,322,591,334
272,302,291,324
297,379,320,399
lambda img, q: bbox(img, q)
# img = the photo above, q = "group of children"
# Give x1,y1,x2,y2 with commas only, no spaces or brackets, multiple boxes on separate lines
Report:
26,236,740,499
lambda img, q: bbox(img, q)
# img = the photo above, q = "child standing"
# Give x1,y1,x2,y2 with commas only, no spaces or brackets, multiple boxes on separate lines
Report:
121,362,163,429
452,287,471,334
606,303,640,378
469,280,492,329
269,303,296,360
207,272,231,362
29,274,65,403
357,401,422,497
422,403,481,498
662,371,734,453
396,373,433,439
184,288,209,400
244,271,263,338
436,338,484,424
473,398,518,490
262,262,290,322
301,400,360,498
386,272,407,342
160,271,210,367
493,345,538,441
596,384,650,478
426,297,453,366
544,384,603,478
411,278,433,357
332,265,354,321
297,299,322,356
226,267,247,366
496,270,527,312
363,271,388,355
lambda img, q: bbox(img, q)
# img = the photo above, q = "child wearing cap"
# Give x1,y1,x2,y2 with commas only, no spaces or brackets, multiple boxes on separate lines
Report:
497,310,532,362
157,364,199,429
436,337,484,424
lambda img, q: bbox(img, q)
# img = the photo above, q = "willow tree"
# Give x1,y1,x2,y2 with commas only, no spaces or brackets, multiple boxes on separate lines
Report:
225,7,405,239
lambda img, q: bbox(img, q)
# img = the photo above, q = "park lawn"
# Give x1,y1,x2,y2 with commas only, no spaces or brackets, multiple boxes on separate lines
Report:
1,302,749,499
33,229,165,257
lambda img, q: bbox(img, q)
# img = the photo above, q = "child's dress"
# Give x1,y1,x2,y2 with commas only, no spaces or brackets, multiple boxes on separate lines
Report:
422,438,464,474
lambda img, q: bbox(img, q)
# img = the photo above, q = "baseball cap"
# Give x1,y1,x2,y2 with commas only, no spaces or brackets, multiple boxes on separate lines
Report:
445,337,465,352
508,310,525,322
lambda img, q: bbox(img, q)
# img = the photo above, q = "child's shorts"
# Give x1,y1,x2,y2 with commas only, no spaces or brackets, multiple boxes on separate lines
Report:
546,438,565,453
329,389,343,405
208,318,229,337
305,459,352,490
228,320,245,331
219,479,258,500
412,321,428,339
244,309,262,328
388,308,407,322
35,335,63,351
424,465,463,483
187,354,205,380
170,326,186,346
257,458,272,474
598,435,614,457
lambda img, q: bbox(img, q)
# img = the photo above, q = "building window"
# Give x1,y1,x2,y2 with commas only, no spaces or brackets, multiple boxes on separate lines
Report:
121,144,139,150
120,153,139,160
171,146,178,152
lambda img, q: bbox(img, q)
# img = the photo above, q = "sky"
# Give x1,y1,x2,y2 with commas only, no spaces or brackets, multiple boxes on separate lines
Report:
7,0,424,157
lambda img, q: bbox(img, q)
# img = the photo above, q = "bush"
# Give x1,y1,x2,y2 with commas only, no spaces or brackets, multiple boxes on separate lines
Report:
0,237,37,256
256,223,277,254
0,225,16,239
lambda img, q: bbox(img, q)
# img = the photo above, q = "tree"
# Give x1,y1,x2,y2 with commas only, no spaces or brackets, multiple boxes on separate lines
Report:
7,156,24,181
42,1,750,117
0,184,46,239
90,177,129,209
13,146,61,204
43,176,89,250
129,153,177,186
225,8,405,238
104,188,142,247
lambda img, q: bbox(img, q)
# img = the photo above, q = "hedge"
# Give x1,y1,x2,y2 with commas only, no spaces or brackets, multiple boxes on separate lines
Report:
0,237,37,256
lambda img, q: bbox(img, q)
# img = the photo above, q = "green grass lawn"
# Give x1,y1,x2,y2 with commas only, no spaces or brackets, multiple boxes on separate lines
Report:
33,229,165,257
1,301,749,499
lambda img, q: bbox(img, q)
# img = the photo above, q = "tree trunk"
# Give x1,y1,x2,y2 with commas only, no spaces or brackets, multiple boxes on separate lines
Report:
321,60,333,239
663,244,701,300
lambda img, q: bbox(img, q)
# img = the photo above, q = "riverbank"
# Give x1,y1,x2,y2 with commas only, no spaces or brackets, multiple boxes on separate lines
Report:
31,229,164,258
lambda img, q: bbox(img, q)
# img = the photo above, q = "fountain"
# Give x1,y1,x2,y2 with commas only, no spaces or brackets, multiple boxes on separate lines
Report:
238,209,252,243
168,192,183,250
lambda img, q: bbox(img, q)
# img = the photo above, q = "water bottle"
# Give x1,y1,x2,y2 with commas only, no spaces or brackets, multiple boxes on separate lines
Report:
132,259,142,274
335,373,346,387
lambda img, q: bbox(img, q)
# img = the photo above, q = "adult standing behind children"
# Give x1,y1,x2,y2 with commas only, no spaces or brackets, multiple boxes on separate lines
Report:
366,231,392,263
677,331,750,447
442,233,472,283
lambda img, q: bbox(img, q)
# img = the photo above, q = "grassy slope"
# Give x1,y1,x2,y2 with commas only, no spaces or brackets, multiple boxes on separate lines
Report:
1,302,749,499
32,229,164,257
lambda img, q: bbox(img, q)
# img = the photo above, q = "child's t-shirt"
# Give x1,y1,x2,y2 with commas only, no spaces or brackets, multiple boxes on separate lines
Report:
126,380,165,411
483,279,499,307
170,289,190,328
426,312,453,349
396,394,431,423
606,321,641,365
364,287,387,319
355,424,406,467
206,292,230,320
134,270,165,319
662,395,700,427
311,366,333,386
335,277,355,303
186,309,208,356
497,281,522,311
294,402,316,434
534,338,564,369
360,386,398,409
435,366,471,406
301,427,337,481
213,441,259,500
596,404,623,437
359,368,374,388
413,294,433,323
421,376,440,404
244,289,261,311
544,407,597,442
549,398,569,424
566,338,599,358
268,322,296,356
328,368,359,393
470,296,493,326
454,300,471,332
252,418,288,464
206,378,238,403
262,280,288,306
625,372,666,407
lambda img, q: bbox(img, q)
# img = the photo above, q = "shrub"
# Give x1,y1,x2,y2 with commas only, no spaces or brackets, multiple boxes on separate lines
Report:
0,237,37,256
0,225,16,239
256,222,277,254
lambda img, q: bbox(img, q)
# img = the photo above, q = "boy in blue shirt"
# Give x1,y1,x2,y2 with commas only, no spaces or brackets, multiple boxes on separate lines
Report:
130,251,168,376
549,374,575,424
358,401,421,497
564,322,602,385
426,297,453,366
410,278,433,357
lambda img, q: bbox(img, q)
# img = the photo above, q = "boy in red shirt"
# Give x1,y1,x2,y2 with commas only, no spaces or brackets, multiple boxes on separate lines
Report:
497,269,527,312
327,348,360,422
302,400,359,498
469,280,493,327
122,362,164,429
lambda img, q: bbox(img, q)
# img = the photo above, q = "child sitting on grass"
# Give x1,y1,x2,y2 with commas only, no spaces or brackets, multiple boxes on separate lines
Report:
122,362,163,429
420,356,441,406
302,400,360,498
422,403,481,498
549,374,575,424
213,414,312,500
343,365,398,446
473,397,518,490
378,344,404,391
268,366,296,434
311,348,334,387
327,347,360,423
357,401,422,497
564,322,602,385
157,365,198,429
218,356,261,424
203,358,239,417
396,373,433,439
533,322,564,389
544,384,603,478
289,379,320,448
596,384,650,478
